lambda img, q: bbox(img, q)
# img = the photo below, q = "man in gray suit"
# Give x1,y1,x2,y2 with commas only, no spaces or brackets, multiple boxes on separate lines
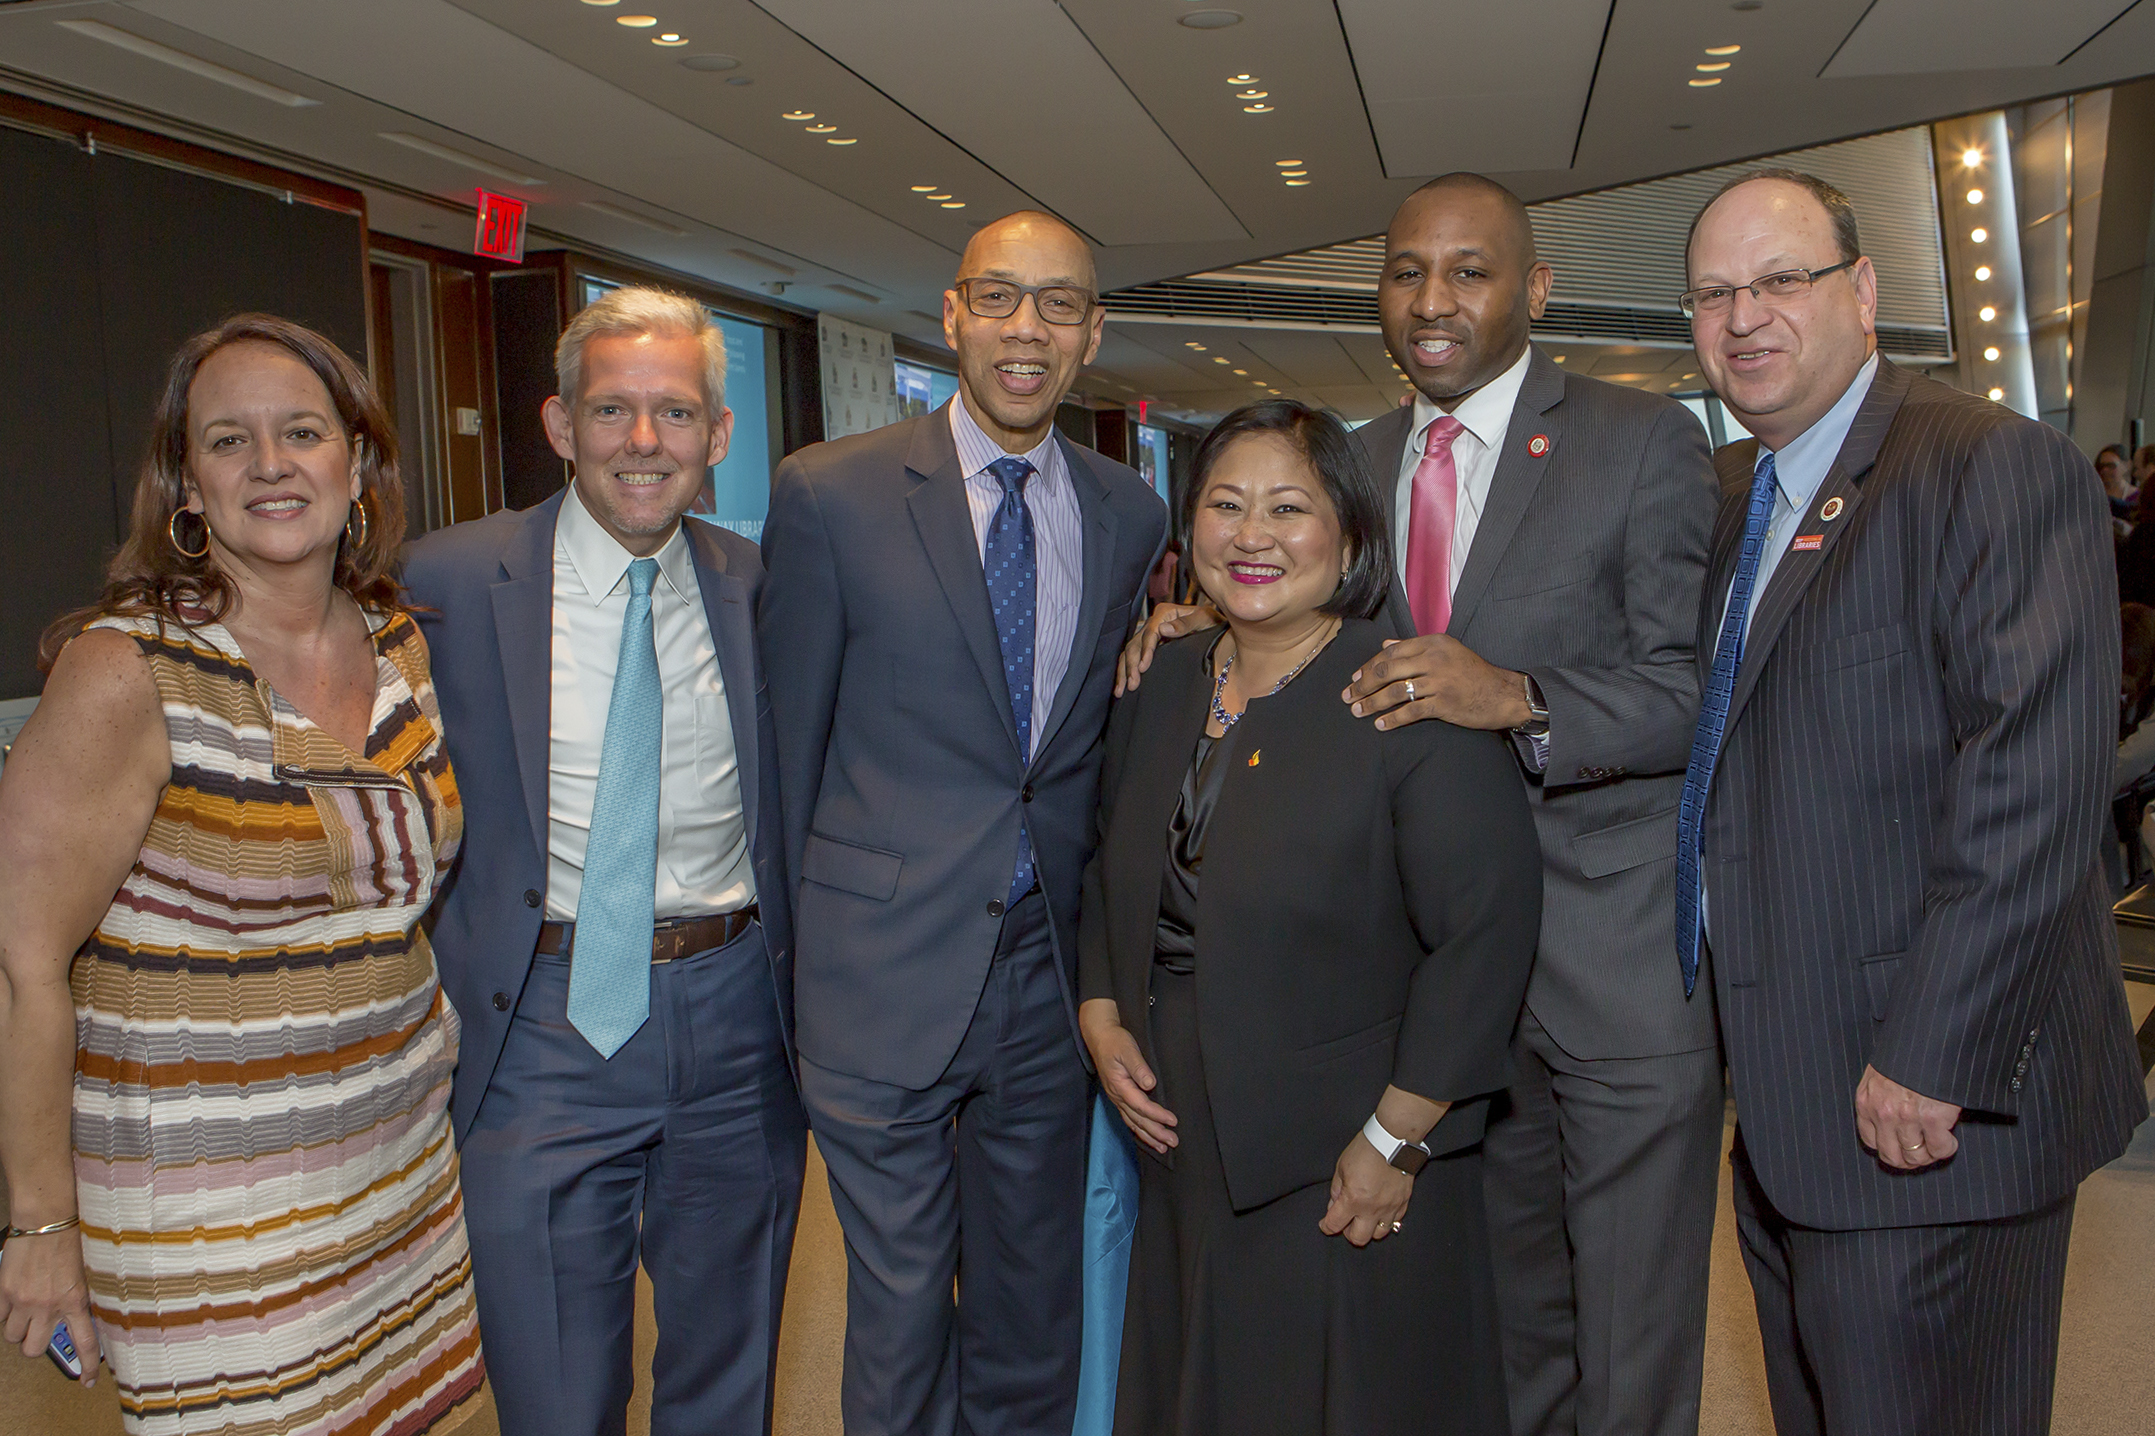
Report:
1682,169,2146,1436
759,211,1166,1436
1127,174,1723,1436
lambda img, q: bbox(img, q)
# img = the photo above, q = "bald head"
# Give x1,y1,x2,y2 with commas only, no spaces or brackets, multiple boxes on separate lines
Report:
1403,173,1537,266
957,210,1096,294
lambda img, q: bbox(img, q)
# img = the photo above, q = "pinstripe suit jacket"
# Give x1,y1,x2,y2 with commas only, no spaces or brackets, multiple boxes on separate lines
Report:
1356,346,1721,1059
1700,358,2147,1230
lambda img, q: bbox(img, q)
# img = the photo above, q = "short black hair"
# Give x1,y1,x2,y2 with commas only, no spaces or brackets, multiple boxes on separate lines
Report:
1181,401,1393,621
1687,167,1862,275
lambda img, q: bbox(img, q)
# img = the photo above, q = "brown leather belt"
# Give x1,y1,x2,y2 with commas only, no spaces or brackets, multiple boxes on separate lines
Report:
535,908,757,964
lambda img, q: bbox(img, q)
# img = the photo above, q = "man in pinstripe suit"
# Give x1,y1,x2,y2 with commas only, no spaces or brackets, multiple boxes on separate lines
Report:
1682,169,2147,1435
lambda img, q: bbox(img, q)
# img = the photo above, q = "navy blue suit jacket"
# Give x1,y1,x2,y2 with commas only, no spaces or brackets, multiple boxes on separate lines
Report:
404,488,793,1140
760,407,1167,1089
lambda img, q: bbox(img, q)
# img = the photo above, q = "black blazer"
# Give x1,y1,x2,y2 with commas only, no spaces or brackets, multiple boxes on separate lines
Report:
1699,359,2147,1229
1078,620,1543,1211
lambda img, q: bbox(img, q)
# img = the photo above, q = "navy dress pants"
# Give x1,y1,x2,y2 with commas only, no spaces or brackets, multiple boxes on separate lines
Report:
459,922,808,1436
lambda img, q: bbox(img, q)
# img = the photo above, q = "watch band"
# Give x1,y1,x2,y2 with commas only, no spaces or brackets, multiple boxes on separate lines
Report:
1361,1114,1431,1176
1518,672,1551,738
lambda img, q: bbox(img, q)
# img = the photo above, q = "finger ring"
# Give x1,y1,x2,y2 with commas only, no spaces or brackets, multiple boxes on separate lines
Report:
1403,681,1416,702
1390,1220,1402,1234
1902,1141,1926,1151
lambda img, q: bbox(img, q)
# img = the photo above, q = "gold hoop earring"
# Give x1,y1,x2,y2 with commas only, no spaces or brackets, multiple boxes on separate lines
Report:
345,497,369,551
168,509,211,560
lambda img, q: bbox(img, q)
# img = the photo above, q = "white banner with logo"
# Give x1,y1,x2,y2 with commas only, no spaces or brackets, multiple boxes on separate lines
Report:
818,315,900,441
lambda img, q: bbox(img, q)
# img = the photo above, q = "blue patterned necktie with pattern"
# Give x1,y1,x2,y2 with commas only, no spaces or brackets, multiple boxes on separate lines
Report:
567,555,661,1058
1674,451,1782,997
983,455,1038,904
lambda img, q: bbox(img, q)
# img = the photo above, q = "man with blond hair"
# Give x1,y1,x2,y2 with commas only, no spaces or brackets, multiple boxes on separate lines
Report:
405,285,806,1436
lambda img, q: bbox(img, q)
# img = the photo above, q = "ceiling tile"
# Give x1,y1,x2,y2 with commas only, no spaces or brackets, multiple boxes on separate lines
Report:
1823,0,2131,78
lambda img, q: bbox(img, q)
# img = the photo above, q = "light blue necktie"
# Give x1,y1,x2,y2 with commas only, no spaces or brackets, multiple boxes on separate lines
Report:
567,556,661,1058
983,455,1038,903
1674,451,1781,997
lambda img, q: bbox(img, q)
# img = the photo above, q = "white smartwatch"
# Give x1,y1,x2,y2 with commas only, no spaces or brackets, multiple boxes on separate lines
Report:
1361,1113,1431,1176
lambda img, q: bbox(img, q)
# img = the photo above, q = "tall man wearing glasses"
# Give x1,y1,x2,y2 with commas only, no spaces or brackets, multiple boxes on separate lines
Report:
761,210,1166,1436
1682,169,2145,1435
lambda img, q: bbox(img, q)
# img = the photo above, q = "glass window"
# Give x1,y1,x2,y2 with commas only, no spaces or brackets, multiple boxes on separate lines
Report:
895,357,959,419
579,278,777,542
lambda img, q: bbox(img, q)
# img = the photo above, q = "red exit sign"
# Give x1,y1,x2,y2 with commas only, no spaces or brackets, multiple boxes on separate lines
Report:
473,188,526,263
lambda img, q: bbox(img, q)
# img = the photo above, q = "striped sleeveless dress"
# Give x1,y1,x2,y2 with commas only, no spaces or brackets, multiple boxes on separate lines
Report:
72,609,484,1436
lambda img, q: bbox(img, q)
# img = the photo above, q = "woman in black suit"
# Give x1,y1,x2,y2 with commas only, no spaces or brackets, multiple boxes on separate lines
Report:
1078,401,1541,1436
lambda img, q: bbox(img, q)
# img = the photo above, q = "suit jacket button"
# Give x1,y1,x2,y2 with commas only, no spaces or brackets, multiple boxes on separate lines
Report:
2010,1077,2023,1092
523,889,541,908
491,992,510,1012
1022,785,1035,803
986,899,1005,918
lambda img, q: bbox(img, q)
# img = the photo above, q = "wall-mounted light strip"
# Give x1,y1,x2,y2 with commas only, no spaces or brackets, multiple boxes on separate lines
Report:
581,200,686,234
379,131,545,186
55,20,321,107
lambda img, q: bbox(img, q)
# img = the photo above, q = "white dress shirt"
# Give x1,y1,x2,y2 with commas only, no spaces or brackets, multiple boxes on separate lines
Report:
1392,344,1535,598
545,483,755,921
950,398,1086,758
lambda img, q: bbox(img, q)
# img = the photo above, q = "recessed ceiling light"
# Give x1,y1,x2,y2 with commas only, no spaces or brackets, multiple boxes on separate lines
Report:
654,34,688,45
927,193,952,200
1966,188,1983,204
1553,355,1566,363
1233,368,1249,375
1988,387,2005,400
1962,147,1984,167
1696,62,1730,71
1238,90,1268,99
1180,10,1242,27
806,124,837,133
941,201,966,208
1228,74,1257,84
911,184,938,192
1244,104,1274,113
1280,170,1307,178
1983,346,2001,361
1971,227,1988,243
827,137,857,145
679,53,740,71
617,14,659,26
1979,305,1997,321
1975,265,1993,281
1284,179,1311,186
1213,357,1230,364
783,110,814,120
1704,44,1741,55
583,0,620,6
1682,371,1697,379
1688,77,1721,87
1186,342,1206,349
1274,159,1302,167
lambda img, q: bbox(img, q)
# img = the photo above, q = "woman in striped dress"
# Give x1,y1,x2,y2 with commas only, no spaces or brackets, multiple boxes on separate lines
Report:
0,316,483,1434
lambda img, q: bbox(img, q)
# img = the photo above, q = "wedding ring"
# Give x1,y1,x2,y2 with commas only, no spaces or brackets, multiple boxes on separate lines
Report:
1403,681,1416,702
1902,1141,1926,1151
1390,1220,1402,1234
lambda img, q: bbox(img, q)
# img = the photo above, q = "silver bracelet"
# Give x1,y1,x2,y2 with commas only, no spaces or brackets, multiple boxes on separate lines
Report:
3,1215,81,1240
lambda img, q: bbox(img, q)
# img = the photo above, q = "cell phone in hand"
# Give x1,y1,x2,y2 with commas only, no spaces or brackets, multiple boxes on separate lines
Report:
47,1319,84,1380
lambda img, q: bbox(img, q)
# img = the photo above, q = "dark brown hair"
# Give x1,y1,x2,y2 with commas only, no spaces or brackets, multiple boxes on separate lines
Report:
1182,400,1393,621
39,314,405,672
1687,167,1862,273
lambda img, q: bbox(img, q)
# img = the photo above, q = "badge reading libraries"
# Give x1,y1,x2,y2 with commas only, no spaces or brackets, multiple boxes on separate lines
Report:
1527,434,1551,458
1819,496,1845,522
1791,534,1824,552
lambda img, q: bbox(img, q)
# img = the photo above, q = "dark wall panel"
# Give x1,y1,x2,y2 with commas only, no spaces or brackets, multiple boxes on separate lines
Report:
0,129,365,697
0,127,113,698
492,268,566,510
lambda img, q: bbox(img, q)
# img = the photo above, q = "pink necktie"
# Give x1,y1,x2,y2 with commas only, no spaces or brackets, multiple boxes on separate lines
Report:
1405,416,1466,635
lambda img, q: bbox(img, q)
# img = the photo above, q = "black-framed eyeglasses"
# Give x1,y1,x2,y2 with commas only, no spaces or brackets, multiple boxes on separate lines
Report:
1678,260,1855,318
954,277,1097,326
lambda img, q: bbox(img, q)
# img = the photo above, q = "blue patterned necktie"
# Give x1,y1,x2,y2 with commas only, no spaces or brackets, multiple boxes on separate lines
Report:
983,455,1038,904
567,556,661,1058
1674,451,1782,997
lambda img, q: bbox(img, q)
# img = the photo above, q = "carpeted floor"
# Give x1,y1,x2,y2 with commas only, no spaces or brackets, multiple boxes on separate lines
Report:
8,981,2152,1436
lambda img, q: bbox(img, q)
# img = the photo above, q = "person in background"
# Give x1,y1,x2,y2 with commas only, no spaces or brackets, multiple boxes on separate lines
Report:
2113,479,2155,608
402,286,804,1436
1680,168,2146,1436
1123,173,1723,1436
2134,443,2155,496
760,211,1166,1436
0,315,482,1433
2096,443,2134,536
1082,400,1540,1435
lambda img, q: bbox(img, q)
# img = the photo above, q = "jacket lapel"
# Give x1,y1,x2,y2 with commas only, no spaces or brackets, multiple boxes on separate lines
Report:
1722,359,1911,731
684,519,762,852
1354,405,1419,640
1447,348,1565,636
1699,440,1760,672
488,490,566,864
1030,437,1120,769
904,409,1023,756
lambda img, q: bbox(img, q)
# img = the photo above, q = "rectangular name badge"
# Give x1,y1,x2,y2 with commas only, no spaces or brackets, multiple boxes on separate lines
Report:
1790,533,1824,552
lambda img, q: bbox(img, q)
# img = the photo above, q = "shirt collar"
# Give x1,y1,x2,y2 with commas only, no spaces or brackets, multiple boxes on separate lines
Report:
949,394,1061,484
1409,343,1534,455
558,480,698,608
1762,353,1880,514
